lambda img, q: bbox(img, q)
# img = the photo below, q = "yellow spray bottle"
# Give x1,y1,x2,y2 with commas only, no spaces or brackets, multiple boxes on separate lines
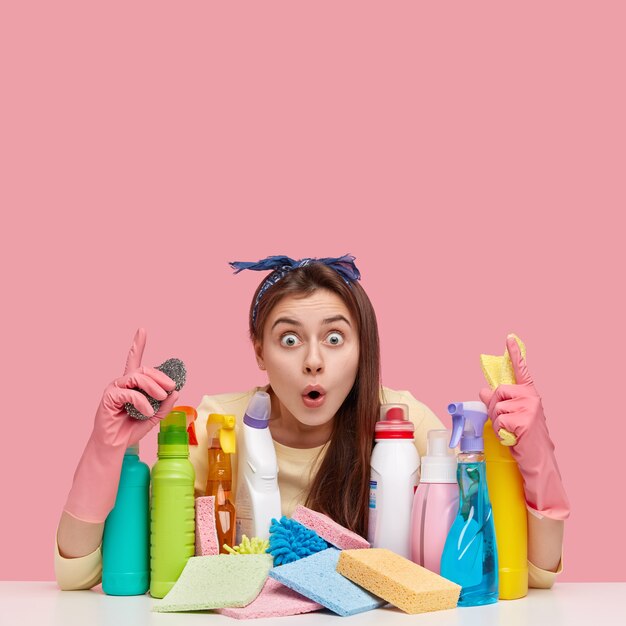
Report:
480,334,528,600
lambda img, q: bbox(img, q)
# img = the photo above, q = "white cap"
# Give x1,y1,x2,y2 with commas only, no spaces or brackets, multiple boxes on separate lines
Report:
420,429,457,483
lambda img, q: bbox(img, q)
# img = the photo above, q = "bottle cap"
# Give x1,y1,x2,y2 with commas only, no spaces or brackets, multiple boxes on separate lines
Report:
243,391,271,429
175,405,199,445
158,410,189,446
125,444,139,456
420,429,457,483
374,403,414,440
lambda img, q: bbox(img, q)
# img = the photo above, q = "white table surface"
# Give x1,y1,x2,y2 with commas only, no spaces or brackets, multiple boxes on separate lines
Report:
1,582,624,626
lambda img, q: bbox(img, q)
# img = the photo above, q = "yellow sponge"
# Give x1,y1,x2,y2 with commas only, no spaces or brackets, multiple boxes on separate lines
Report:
480,333,526,389
480,333,526,446
336,549,460,615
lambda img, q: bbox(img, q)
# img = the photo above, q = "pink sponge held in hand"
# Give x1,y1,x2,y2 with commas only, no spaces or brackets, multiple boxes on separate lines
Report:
292,505,370,550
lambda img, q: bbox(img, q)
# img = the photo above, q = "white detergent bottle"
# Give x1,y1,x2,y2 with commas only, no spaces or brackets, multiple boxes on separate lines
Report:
235,391,281,542
367,403,420,558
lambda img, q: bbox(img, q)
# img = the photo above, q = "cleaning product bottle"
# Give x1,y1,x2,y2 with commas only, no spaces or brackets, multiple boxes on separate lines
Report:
235,391,281,542
441,402,498,606
484,422,528,599
150,410,195,599
102,444,150,595
367,403,420,558
205,413,237,552
410,429,458,574
480,334,529,600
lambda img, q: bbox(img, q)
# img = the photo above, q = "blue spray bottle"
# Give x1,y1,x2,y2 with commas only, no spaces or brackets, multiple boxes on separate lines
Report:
440,402,498,607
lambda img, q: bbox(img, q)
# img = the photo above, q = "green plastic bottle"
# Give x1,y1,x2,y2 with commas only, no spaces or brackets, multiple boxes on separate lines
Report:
150,411,195,598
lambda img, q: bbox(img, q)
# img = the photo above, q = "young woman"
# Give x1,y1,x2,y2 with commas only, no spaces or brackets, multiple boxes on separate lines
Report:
56,255,569,590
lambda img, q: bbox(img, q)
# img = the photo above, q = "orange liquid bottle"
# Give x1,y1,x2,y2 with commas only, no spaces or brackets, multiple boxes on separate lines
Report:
205,414,236,553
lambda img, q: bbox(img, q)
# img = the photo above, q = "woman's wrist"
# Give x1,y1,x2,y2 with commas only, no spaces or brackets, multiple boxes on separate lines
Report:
57,510,104,559
527,512,564,572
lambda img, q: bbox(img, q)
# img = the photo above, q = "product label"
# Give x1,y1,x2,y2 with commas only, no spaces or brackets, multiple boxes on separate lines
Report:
367,480,378,544
236,518,253,544
369,480,377,509
236,479,252,519
235,479,252,544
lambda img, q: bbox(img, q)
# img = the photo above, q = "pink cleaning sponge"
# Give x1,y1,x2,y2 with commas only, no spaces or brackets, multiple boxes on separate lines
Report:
292,505,370,550
216,577,323,619
195,496,219,556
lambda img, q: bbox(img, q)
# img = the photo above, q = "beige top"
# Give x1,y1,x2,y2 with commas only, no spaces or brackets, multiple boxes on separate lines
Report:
55,386,561,590
189,385,443,516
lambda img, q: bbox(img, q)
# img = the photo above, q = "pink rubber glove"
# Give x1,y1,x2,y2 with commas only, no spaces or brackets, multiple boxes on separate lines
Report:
64,328,180,523
479,336,570,520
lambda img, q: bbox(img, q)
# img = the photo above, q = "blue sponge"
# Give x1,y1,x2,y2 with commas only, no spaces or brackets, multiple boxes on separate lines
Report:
269,547,386,617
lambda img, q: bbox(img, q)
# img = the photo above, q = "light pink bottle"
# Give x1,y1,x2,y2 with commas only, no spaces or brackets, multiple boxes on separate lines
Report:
410,429,458,574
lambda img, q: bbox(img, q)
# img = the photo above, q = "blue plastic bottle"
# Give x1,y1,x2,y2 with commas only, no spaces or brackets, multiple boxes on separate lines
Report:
440,402,498,607
102,445,150,595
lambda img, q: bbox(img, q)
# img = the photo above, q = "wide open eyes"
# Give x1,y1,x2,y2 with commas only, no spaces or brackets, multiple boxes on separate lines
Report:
280,333,301,347
326,332,344,346
279,331,345,347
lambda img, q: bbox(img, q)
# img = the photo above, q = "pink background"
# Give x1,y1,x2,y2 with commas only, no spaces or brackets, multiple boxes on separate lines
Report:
1,2,624,582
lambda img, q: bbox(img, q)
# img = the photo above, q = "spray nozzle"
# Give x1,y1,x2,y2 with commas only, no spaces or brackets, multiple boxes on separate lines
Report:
447,401,489,453
207,413,236,454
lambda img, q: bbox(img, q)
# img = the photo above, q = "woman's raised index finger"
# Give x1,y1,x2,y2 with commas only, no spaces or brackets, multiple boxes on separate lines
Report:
124,328,147,375
506,335,534,386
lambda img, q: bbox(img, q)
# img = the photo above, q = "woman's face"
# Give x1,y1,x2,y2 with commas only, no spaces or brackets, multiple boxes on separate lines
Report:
255,289,360,431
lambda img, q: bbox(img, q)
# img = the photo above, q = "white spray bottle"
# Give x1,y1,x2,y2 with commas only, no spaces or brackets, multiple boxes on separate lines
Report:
235,391,281,541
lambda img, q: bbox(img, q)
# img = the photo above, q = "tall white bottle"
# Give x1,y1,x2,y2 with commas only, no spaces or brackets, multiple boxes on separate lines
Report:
367,404,420,558
235,391,281,542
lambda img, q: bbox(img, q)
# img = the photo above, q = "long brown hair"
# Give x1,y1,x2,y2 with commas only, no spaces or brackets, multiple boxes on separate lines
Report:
248,263,381,537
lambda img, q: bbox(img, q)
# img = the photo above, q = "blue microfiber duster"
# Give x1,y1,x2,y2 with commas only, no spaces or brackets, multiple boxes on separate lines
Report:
267,516,328,565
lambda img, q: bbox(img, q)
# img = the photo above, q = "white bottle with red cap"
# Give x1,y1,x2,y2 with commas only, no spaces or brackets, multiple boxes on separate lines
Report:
367,403,420,558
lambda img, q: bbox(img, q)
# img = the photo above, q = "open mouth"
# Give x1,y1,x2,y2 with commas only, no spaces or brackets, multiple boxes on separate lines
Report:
302,388,326,407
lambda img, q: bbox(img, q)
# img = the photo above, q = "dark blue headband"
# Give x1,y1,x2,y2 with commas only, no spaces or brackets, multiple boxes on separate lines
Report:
229,254,361,328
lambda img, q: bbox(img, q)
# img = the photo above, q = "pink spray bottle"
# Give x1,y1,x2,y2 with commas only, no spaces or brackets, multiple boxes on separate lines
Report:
410,429,459,573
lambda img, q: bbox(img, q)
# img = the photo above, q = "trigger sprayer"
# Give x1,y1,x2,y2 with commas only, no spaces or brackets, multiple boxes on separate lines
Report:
440,401,499,607
448,402,488,452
